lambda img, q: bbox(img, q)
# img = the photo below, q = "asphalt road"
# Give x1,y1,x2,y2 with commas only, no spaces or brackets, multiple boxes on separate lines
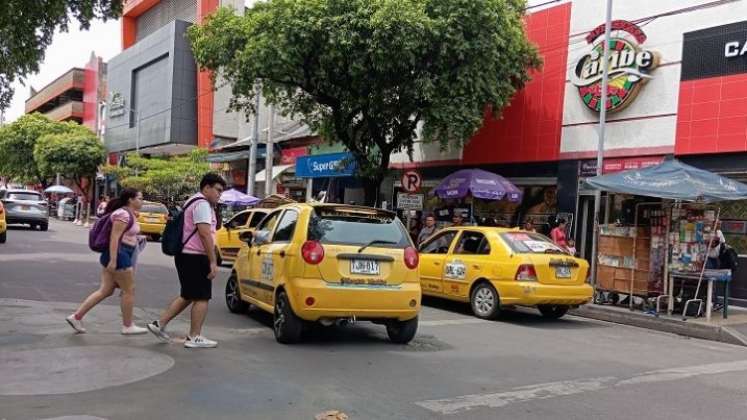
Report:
2,219,747,420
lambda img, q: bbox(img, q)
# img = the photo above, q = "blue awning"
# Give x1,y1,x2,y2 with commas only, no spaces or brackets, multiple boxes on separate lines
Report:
585,159,747,202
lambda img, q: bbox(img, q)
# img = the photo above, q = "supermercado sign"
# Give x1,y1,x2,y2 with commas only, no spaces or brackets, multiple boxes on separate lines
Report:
572,20,660,113
295,152,357,178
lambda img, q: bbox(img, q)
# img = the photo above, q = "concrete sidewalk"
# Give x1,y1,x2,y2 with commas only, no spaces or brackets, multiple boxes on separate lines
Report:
572,303,747,347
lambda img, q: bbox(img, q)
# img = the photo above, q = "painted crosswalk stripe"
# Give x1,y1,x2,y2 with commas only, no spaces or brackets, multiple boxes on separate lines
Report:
415,360,747,415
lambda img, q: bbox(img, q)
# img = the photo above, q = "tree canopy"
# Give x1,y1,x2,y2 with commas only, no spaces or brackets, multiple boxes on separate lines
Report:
103,149,212,207
0,113,90,186
34,129,106,195
189,0,540,203
0,0,123,110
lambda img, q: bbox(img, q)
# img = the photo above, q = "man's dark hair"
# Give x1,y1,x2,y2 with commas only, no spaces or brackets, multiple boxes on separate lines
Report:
200,173,227,190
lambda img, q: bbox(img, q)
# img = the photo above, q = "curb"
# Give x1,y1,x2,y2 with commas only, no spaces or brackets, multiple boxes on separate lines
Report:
571,305,747,347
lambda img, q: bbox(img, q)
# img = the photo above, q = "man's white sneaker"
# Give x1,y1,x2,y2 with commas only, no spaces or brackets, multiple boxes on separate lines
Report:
184,335,218,348
66,314,86,333
121,324,148,335
147,321,171,343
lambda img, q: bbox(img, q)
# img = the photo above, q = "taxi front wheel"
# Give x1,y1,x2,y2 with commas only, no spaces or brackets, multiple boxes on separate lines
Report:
274,290,304,344
386,317,418,344
0,231,5,243
538,305,569,319
225,272,249,314
471,282,501,320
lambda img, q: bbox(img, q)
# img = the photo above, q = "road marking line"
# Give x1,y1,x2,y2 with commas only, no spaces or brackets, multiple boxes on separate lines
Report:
419,319,488,327
415,360,747,415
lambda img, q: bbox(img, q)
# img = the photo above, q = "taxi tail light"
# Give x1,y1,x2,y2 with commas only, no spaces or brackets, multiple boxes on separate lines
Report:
302,240,325,265
404,246,419,270
515,264,538,282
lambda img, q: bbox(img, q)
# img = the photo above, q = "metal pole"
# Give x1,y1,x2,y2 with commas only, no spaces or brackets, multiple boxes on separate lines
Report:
265,104,274,197
590,0,613,288
134,109,141,177
247,94,260,196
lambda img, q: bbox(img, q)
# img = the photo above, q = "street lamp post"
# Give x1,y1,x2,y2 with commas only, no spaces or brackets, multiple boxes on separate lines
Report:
590,0,614,289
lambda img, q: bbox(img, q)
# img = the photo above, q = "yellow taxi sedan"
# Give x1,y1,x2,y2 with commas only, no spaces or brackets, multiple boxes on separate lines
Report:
215,208,269,266
419,227,592,320
0,201,7,243
138,201,169,241
226,203,421,344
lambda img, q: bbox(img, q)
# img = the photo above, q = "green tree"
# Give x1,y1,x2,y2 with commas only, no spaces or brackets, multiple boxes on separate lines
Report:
33,128,106,199
189,0,540,204
0,0,123,110
0,113,88,186
103,149,211,207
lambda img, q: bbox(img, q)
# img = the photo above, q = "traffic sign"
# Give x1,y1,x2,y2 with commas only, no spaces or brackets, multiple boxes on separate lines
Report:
401,170,422,193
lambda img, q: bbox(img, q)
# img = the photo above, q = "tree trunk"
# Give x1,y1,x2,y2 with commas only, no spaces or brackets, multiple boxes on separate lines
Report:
362,176,382,208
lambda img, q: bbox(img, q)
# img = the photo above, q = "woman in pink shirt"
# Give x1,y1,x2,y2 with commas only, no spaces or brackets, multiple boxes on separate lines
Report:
551,218,569,251
67,188,148,335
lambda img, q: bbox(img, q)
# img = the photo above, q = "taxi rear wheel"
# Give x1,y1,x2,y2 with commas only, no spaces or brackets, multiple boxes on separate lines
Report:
0,231,6,243
215,246,224,267
225,272,248,314
386,317,418,344
538,305,569,319
274,290,303,344
470,282,500,320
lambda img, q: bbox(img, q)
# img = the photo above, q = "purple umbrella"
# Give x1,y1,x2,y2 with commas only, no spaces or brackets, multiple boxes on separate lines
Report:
432,169,522,202
220,189,260,206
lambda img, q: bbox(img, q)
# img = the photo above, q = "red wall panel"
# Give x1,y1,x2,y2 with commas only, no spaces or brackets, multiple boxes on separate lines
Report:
462,3,571,165
675,73,747,155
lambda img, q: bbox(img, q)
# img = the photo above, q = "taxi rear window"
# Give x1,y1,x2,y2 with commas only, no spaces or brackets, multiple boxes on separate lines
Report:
500,232,566,254
307,208,410,247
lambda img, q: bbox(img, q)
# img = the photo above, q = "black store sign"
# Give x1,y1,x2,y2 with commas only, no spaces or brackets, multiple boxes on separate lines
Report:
681,21,747,81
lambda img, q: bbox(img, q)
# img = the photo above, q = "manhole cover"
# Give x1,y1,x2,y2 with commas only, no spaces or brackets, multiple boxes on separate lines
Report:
0,345,174,395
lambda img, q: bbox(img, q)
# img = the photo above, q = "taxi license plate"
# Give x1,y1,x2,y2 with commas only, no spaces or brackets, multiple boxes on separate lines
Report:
555,266,572,278
21,205,30,211
147,217,160,223
351,259,380,275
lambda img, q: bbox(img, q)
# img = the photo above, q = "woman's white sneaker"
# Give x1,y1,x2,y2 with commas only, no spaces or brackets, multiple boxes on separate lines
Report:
184,335,218,348
66,314,86,333
121,325,148,335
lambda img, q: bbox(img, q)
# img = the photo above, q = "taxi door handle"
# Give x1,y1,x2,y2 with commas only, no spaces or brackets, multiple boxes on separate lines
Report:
472,265,480,269
434,262,441,266
278,250,286,258
256,249,261,256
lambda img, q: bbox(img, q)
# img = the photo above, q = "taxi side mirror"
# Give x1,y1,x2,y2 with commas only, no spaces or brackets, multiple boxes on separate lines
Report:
239,231,254,245
253,230,271,246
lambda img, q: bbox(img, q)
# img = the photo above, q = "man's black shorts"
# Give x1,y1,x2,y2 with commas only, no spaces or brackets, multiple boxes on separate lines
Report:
175,253,212,300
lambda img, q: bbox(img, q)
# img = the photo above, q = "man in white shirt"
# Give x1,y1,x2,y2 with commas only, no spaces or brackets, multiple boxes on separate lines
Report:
148,173,226,348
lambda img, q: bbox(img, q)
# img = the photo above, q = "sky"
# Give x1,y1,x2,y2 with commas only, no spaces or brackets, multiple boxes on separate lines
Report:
3,0,561,124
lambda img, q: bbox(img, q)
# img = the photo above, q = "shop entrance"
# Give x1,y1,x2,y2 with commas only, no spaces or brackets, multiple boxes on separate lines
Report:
577,194,595,261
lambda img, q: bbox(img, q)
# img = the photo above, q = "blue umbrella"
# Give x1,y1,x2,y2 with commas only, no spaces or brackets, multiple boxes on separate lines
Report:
432,169,522,202
585,159,747,202
44,185,74,194
220,189,259,206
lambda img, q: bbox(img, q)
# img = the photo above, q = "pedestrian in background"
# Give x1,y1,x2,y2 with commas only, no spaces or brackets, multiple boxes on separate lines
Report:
96,195,109,218
523,218,537,233
148,173,226,349
66,188,148,335
551,218,569,250
418,215,438,245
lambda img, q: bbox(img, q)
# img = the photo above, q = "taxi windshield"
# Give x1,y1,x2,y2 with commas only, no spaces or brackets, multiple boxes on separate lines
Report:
500,232,566,254
141,204,168,214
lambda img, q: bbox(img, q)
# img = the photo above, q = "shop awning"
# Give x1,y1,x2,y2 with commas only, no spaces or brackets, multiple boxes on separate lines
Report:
255,164,294,182
206,150,251,163
585,158,747,202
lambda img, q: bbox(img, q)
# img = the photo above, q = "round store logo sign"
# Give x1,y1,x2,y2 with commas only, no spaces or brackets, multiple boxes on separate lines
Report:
571,20,659,113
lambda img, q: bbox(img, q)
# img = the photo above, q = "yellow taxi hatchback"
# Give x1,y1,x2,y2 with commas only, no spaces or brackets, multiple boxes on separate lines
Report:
227,203,421,344
419,227,592,320
215,208,269,266
0,201,7,243
138,201,169,241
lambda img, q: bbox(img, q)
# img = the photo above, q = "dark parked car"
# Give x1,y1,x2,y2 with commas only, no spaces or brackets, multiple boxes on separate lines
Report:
2,189,49,231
